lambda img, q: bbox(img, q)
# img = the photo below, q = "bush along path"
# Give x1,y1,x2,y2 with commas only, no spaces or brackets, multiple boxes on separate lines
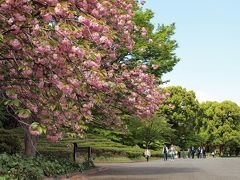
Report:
0,153,94,180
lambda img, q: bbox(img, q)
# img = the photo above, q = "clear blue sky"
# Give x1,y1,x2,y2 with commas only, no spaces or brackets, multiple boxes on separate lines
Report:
144,0,240,104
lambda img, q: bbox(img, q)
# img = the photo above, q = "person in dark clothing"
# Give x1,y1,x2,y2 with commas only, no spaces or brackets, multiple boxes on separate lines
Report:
162,144,168,161
178,151,181,159
197,147,201,158
191,147,195,159
203,146,206,158
188,148,191,158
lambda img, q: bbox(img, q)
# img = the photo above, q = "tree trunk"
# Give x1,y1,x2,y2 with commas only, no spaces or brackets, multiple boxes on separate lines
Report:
23,126,38,156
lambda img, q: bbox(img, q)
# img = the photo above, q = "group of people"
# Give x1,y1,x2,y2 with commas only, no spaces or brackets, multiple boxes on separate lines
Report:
144,144,176,162
144,145,208,162
162,144,176,161
187,146,206,159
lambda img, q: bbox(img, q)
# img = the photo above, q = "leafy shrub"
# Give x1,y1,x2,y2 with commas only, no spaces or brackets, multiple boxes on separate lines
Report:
0,153,93,180
0,154,43,180
0,128,22,154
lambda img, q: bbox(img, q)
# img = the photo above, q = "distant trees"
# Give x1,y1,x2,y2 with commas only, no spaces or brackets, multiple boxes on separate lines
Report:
158,86,200,148
95,86,240,156
123,115,174,149
198,101,240,156
157,86,240,156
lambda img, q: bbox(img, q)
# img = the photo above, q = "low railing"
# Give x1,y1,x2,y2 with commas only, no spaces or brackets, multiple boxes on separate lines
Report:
73,143,91,162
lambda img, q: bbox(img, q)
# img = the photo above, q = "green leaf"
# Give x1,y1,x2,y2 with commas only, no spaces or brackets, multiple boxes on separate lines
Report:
17,65,27,71
11,99,21,107
49,105,56,111
16,109,31,117
0,34,3,43
4,100,12,105
42,127,47,134
37,126,43,134
31,122,40,129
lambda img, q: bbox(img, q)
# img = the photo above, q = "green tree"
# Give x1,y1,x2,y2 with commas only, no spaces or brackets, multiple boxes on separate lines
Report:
117,7,180,79
88,115,174,150
158,86,200,148
198,101,240,155
124,115,174,149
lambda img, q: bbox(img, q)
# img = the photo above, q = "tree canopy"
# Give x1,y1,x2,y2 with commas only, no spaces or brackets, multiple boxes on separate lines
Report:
0,0,165,143
198,101,240,154
116,6,180,79
158,86,200,148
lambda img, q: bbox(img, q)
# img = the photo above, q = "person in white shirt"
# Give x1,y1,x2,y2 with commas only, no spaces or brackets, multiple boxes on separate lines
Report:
145,148,151,162
170,144,175,161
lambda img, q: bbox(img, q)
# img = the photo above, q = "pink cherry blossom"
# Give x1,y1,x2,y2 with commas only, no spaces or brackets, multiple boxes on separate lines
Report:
139,48,145,53
54,3,63,15
141,27,147,38
152,64,159,70
46,0,58,6
10,39,21,49
91,32,100,42
29,127,40,136
18,113,30,119
83,60,100,69
0,0,164,142
14,13,26,22
42,13,53,22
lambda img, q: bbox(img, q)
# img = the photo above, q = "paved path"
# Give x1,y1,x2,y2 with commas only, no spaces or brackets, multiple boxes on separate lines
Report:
86,158,240,180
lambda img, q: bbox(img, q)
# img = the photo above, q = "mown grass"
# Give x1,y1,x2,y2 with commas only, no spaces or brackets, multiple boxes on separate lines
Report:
9,127,162,163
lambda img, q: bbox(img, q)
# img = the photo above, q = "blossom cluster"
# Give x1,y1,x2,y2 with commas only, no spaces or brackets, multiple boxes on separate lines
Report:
0,0,163,141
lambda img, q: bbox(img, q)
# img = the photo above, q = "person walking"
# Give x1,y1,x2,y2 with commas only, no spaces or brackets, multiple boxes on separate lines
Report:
197,147,201,159
178,150,181,159
200,147,203,159
203,146,206,158
188,147,191,158
212,150,216,158
191,147,195,159
170,144,175,161
162,144,168,161
144,148,151,162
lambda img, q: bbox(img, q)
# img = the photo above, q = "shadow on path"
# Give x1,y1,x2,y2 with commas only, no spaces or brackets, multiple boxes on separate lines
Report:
90,166,201,177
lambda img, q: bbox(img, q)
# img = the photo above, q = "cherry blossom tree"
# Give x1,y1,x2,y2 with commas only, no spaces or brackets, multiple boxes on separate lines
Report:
0,0,164,156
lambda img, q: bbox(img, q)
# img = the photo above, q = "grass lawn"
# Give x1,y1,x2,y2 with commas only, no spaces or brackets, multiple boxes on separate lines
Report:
8,128,162,163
